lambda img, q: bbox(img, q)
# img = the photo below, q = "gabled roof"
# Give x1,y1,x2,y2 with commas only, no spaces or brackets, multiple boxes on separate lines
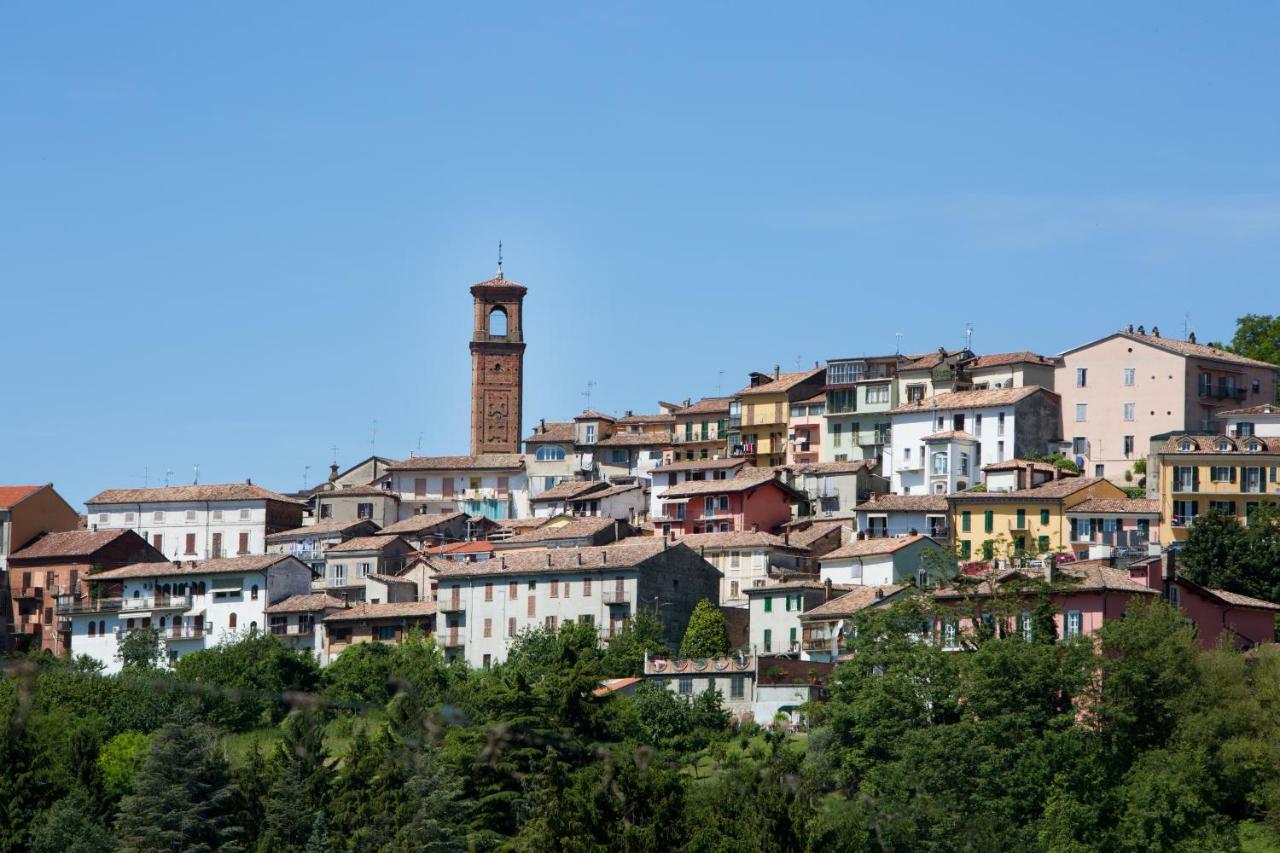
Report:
0,485,43,510
89,553,306,581
574,411,616,422
1059,330,1277,370
378,511,468,536
325,535,411,554
968,351,1055,369
651,458,745,474
820,534,939,561
799,584,908,619
782,520,849,549
982,459,1060,473
1158,434,1280,455
323,600,438,622
87,483,303,506
673,530,807,552
316,485,398,500
1218,404,1280,417
434,540,696,578
931,561,1157,599
420,540,494,556
951,476,1111,502
660,473,806,500
265,592,347,614
673,397,732,416
530,480,612,502
386,454,524,472
9,529,146,561
794,460,876,476
470,274,527,294
595,432,674,447
615,413,676,425
524,421,576,443
1067,498,1160,515
497,516,617,544
922,430,980,443
859,494,948,512
736,368,824,397
887,385,1054,415
265,518,380,544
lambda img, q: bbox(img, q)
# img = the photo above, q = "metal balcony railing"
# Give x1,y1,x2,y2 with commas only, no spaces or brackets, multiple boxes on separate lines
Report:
602,589,630,605
438,598,466,613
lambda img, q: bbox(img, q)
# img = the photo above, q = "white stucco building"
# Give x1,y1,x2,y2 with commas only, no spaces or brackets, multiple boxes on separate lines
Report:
67,554,313,673
85,483,305,562
379,455,531,521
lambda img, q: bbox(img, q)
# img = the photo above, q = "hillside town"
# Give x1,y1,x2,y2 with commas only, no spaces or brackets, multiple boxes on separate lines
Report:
4,268,1279,729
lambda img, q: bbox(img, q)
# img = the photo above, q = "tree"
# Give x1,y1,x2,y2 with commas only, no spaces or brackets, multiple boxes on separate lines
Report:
174,631,320,730
27,790,114,853
116,627,163,671
1180,504,1280,605
1225,313,1280,379
679,598,730,659
602,609,669,677
115,721,244,852
98,731,150,802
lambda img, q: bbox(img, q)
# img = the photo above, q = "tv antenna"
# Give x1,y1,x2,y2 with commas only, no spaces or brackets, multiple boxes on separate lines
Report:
330,445,338,465
193,463,200,485
1184,312,1193,339
417,432,424,454
370,419,378,455
303,465,311,489
582,380,596,411
895,332,903,355
964,323,974,351
716,369,725,396
164,468,173,487
143,465,149,488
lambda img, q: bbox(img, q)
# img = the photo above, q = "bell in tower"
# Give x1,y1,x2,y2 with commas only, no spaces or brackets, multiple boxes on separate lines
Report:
468,256,527,456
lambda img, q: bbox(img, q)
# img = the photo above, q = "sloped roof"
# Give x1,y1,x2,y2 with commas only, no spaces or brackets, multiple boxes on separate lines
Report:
1067,498,1160,515
9,529,141,561
89,553,304,581
378,512,469,536
498,516,617,544
821,534,939,561
651,458,745,474
530,480,611,502
1113,331,1276,369
323,600,438,622
615,413,676,425
930,561,1156,599
325,535,411,554
888,385,1053,415
799,584,908,619
1157,435,1280,455
968,351,1055,368
0,485,43,510
265,518,380,544
386,454,524,472
87,483,302,505
952,477,1111,502
1205,588,1280,612
265,593,347,614
596,432,674,447
1217,404,1280,417
470,274,527,294
524,421,576,443
434,540,692,578
982,459,1060,473
673,530,807,552
783,520,849,548
316,485,397,500
922,430,980,443
736,368,824,397
661,474,805,500
859,494,948,513
674,397,732,415
794,460,876,476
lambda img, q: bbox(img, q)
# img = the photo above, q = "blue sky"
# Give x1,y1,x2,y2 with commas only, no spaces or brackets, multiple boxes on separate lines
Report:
4,4,1279,507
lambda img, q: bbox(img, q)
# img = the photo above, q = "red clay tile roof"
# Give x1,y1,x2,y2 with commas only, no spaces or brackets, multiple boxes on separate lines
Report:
1217,404,1280,417
9,529,141,561
323,600,438,622
674,397,732,415
922,430,980,442
1205,587,1280,612
982,459,1060,473
420,540,494,556
821,534,940,561
615,413,676,425
265,518,380,544
736,368,825,397
0,485,43,510
651,458,746,473
1158,435,1280,455
596,432,674,447
325,535,411,554
316,485,398,499
860,494,948,512
530,481,611,501
795,461,875,476
387,454,524,472
87,483,302,505
799,584,908,618
782,520,849,548
661,474,804,499
434,539,687,578
1067,498,1160,515
931,561,1157,599
378,512,468,536
265,593,347,614
593,677,642,696
888,385,1054,415
900,349,969,370
470,275,527,294
497,516,617,544
673,530,807,551
952,477,1111,501
524,421,576,443
968,351,1055,368
574,411,616,421
1114,331,1277,369
89,553,305,581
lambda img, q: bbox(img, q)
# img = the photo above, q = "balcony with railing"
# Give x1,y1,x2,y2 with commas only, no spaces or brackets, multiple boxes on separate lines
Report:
437,597,466,613
162,625,213,640
121,593,193,612
270,623,315,637
602,588,631,605
440,631,465,648
57,596,124,615
12,585,43,600
802,629,836,651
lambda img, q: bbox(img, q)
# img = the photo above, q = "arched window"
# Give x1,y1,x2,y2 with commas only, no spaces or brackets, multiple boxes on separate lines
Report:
249,621,257,632
536,446,566,461
251,584,259,600
88,621,96,637
229,612,237,629
98,620,106,635
159,617,166,629
488,306,508,337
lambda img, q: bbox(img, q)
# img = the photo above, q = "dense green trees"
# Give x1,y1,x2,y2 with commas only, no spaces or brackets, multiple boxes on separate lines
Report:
1181,503,1280,606
678,598,730,658
6,599,1280,849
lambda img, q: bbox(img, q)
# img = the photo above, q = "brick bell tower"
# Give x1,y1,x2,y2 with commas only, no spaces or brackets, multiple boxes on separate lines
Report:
468,253,527,455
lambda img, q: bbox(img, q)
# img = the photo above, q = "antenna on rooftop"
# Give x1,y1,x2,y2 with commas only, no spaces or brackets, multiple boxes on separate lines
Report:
895,332,903,355
371,419,378,455
1184,312,1193,340
164,468,173,487
795,354,802,370
193,463,200,485
964,323,974,351
582,379,596,411
143,465,149,488
496,240,504,279
417,432,424,454
303,465,311,489
330,445,338,465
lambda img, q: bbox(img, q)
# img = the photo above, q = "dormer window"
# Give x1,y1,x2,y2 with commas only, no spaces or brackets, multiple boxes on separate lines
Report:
1179,440,1193,452
1218,440,1230,452
1249,441,1262,453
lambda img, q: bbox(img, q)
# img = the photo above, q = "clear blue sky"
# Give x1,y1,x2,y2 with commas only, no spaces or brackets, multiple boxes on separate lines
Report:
4,4,1279,508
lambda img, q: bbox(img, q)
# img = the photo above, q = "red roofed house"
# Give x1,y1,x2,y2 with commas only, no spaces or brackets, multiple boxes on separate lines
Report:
1,484,80,651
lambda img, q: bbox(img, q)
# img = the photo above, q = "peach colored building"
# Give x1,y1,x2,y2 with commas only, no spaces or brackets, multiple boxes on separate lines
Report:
1056,327,1278,484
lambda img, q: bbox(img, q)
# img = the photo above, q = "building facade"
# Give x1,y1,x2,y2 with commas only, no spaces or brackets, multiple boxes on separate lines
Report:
469,268,528,455
381,455,530,521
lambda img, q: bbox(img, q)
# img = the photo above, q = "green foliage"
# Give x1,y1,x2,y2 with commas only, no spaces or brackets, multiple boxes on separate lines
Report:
1123,485,1146,498
1181,504,1280,604
114,721,245,851
28,789,114,853
116,626,164,671
678,598,730,659
174,630,321,730
99,731,152,801
629,681,729,747
602,608,669,677
1025,451,1083,473
1227,313,1280,375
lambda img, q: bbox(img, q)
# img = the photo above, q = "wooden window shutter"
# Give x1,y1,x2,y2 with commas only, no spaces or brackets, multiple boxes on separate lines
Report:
527,595,536,618
212,532,222,556
498,476,509,494
238,532,249,555
442,478,454,498
415,478,427,498
185,533,196,555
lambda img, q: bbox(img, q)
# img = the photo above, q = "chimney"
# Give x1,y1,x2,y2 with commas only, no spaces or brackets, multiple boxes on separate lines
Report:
751,522,760,533
1152,325,1160,338
1137,325,1145,335
1045,553,1056,585
602,551,607,564
1188,331,1197,344
577,552,583,565
1126,324,1134,334
500,557,506,570
245,478,252,485
908,527,918,536
774,364,781,380
545,552,551,567
783,532,790,545
856,530,866,540
329,463,339,482
540,418,546,432
874,587,884,600
823,577,833,602
625,410,633,418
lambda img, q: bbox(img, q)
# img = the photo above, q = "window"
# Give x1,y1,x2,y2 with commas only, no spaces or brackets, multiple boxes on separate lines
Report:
377,625,396,641
730,581,739,597
124,512,135,523
1172,500,1199,527
1123,402,1135,422
535,445,566,461
508,617,516,637
931,452,949,476
1199,373,1212,396
238,532,250,555
996,440,1005,462
1095,464,1105,477
98,513,108,523
832,423,842,447
1123,367,1135,386
942,620,958,648
184,510,197,522
549,579,559,598
678,676,693,695
764,596,772,613
1124,435,1135,458
319,503,333,520
1073,437,1088,456
982,540,994,561
984,511,994,533
866,386,889,404
961,511,971,532
974,414,982,436
239,508,250,521
527,596,536,618
752,551,765,569
1016,509,1026,529
250,584,259,600
1169,585,1181,608
483,618,492,638
729,551,741,569
184,533,196,555
1020,611,1033,642
763,628,772,652
1065,611,1083,638
583,577,592,596
585,425,596,443
229,613,237,629
789,627,797,649
906,384,926,403
1076,368,1087,387
1037,535,1050,552
1172,466,1198,492
1075,403,1087,422
730,675,745,699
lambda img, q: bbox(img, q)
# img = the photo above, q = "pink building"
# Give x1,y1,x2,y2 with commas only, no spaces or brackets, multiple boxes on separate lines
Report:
930,554,1278,651
658,472,805,536
787,393,825,466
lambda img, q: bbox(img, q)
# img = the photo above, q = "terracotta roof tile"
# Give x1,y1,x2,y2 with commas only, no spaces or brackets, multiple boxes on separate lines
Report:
0,485,43,510
1217,404,1280,417
735,368,825,397
1158,435,1280,455
470,275,527,293
1206,588,1280,612
615,413,676,425
784,520,849,548
325,535,410,554
953,477,1110,501
672,530,805,551
596,431,674,447
574,411,616,421
316,485,398,499
87,483,303,506
1067,498,1160,514
821,534,939,561
323,600,438,622
266,518,380,543
9,529,142,561
922,430,980,442
982,458,1060,473
887,385,1054,415
386,454,524,472
523,421,576,443
530,481,611,501
650,458,746,473
1114,331,1277,369
859,494,949,512
265,593,347,614
498,516,617,544
674,397,732,415
89,553,303,581
661,474,803,499
931,561,1157,598
795,460,875,476
434,539,686,578
800,584,908,618
378,511,468,536
968,351,1055,368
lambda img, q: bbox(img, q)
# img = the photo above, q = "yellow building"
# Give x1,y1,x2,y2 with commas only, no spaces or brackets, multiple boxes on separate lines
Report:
948,475,1127,563
728,368,825,467
1154,433,1280,544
